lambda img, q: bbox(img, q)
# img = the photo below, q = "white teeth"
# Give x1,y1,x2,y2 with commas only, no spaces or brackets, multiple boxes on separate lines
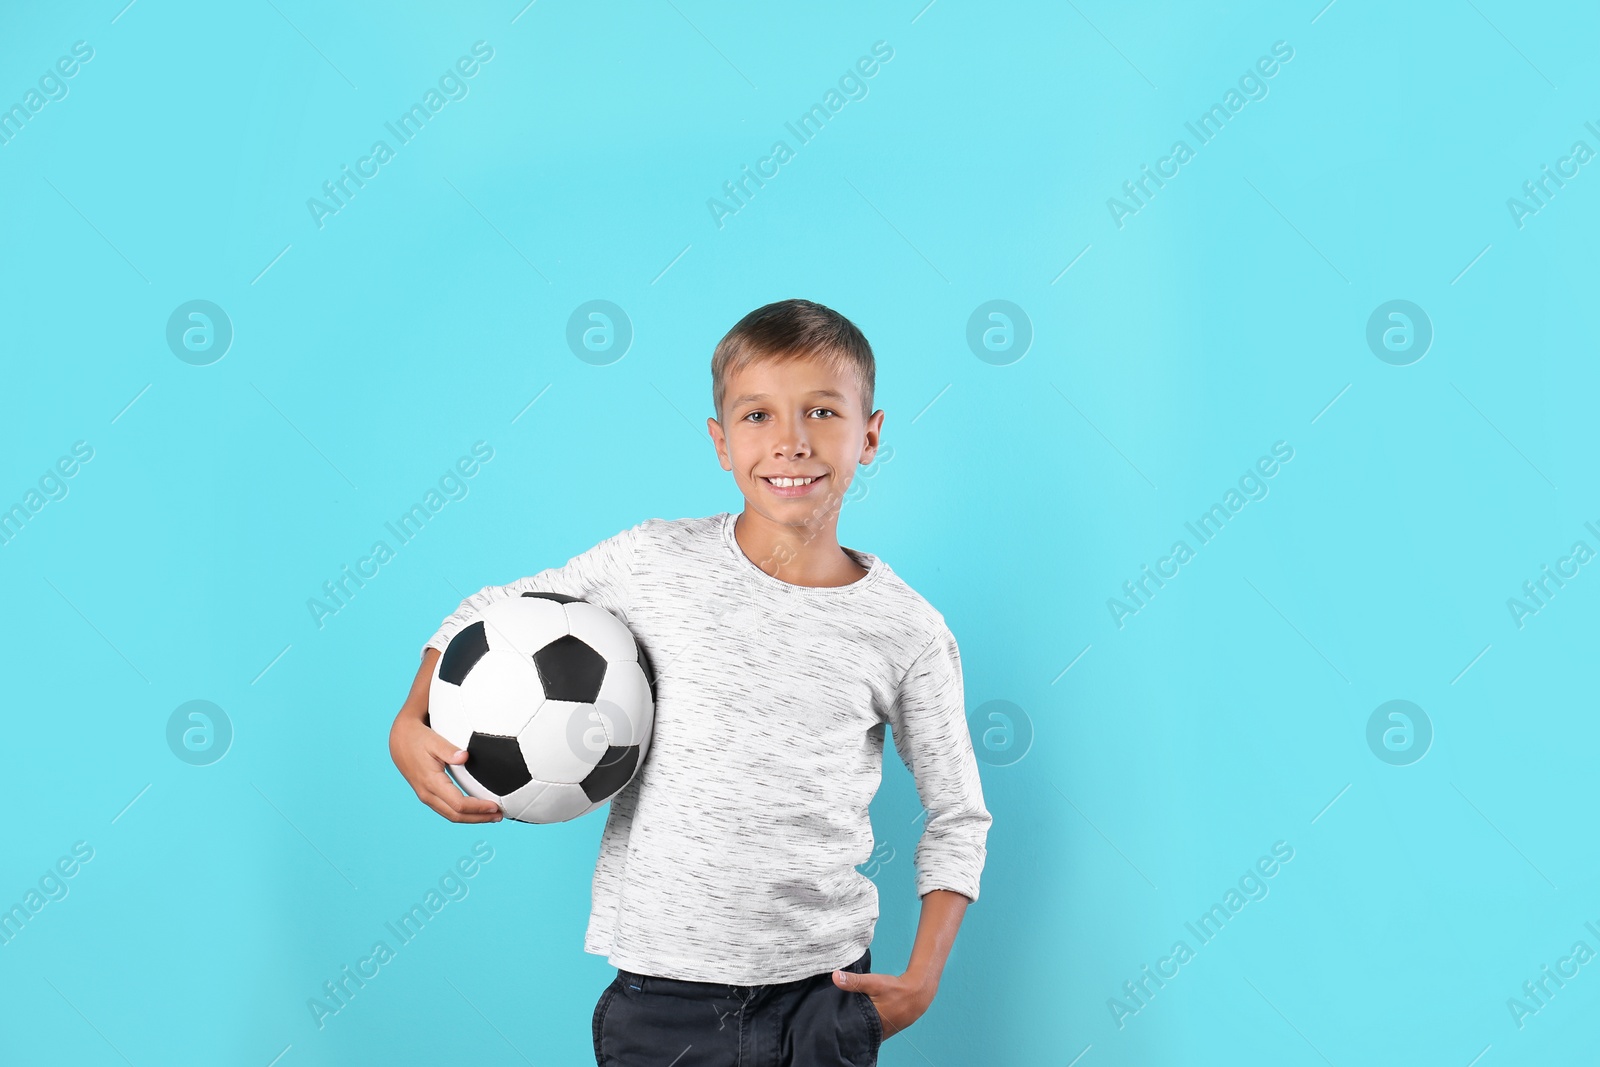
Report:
767,476,816,487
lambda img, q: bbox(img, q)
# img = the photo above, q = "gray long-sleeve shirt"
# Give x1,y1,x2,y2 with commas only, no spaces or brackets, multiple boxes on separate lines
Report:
422,511,991,984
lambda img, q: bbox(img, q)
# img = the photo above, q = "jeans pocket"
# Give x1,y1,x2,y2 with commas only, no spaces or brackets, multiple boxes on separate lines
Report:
592,978,620,1065
853,990,883,1051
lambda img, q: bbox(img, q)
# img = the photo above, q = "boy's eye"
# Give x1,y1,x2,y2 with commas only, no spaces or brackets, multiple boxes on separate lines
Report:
743,408,835,422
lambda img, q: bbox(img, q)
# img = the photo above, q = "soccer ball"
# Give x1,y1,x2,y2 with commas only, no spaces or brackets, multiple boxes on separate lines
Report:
427,592,655,824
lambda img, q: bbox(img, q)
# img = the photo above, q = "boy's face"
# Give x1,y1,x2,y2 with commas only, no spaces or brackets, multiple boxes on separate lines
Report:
707,353,884,529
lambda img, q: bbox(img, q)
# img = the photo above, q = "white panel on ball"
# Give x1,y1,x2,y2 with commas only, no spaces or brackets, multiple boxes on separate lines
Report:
579,798,610,819
426,679,472,749
498,778,554,822
562,601,640,664
595,662,652,749
482,595,571,654
519,699,605,784
456,651,547,737
526,781,593,823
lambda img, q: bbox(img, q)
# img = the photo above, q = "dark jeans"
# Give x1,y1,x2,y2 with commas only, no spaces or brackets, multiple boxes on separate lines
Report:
592,947,883,1066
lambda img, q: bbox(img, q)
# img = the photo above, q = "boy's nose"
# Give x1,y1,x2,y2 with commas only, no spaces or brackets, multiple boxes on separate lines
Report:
773,428,811,454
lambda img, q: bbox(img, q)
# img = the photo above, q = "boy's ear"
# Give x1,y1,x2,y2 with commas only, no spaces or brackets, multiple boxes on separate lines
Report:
859,409,885,462
707,416,732,470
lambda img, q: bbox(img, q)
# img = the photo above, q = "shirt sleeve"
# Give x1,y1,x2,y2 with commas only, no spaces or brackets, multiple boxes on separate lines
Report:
887,623,993,903
420,521,645,658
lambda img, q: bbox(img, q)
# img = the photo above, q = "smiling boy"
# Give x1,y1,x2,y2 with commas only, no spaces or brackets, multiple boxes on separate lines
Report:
389,298,991,1066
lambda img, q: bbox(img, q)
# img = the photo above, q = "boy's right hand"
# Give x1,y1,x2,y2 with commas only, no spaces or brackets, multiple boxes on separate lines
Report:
389,715,504,823
390,647,503,824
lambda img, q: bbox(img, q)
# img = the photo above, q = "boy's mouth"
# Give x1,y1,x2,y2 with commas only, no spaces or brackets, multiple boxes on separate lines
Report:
761,473,825,498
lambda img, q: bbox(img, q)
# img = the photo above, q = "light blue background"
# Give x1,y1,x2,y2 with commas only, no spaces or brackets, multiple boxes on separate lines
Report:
2,1,1596,1064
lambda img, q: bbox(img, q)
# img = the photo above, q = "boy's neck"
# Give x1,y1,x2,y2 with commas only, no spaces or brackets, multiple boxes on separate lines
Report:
733,509,868,588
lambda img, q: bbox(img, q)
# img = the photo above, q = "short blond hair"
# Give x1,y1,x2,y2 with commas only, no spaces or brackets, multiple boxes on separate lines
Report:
711,299,875,423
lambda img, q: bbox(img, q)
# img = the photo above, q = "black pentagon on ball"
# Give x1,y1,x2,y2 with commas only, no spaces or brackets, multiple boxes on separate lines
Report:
464,732,532,795
438,620,489,686
522,590,580,604
533,634,608,703
635,640,657,701
579,745,639,802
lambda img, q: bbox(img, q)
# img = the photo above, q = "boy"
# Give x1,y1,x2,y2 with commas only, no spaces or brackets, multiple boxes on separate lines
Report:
389,299,992,1066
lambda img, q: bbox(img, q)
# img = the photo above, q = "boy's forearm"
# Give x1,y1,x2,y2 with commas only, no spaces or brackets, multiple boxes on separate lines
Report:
397,647,441,723
903,888,971,995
